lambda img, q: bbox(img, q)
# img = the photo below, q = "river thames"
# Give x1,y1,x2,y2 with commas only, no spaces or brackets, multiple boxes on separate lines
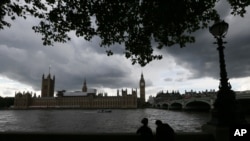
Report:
0,109,214,133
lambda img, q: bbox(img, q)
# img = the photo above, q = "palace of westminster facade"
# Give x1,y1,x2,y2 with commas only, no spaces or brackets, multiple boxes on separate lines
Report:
13,73,146,109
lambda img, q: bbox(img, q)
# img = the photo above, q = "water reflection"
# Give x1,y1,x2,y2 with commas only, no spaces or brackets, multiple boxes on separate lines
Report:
0,109,210,133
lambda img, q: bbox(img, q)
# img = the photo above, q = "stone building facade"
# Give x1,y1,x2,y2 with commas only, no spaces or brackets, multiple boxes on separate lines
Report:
41,74,55,97
13,73,146,109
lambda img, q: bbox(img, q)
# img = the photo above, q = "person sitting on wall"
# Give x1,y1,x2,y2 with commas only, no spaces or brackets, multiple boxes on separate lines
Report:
155,120,175,141
136,118,154,141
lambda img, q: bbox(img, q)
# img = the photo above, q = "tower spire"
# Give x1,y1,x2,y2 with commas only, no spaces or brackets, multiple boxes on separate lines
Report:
82,77,87,92
49,65,51,75
141,71,144,80
47,65,52,79
83,77,87,87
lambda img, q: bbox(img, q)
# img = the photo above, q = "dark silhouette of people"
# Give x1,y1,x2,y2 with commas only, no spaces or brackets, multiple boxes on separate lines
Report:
136,118,153,141
155,120,175,141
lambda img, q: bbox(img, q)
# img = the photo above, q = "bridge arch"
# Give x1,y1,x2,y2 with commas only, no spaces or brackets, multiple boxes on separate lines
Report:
184,101,211,111
162,103,169,109
169,102,182,110
155,104,161,108
154,97,215,111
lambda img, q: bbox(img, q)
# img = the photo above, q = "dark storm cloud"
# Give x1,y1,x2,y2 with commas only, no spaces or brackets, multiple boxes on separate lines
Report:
163,30,219,79
1,2,249,96
162,6,250,80
70,34,126,56
0,17,139,93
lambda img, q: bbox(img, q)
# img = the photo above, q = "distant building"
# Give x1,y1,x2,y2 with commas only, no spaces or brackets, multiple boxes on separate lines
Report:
182,89,216,99
139,73,146,104
13,73,146,109
152,89,217,106
154,90,182,103
147,95,155,104
41,74,55,97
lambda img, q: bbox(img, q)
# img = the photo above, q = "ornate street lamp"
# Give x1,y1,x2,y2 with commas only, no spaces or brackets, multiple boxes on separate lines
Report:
208,20,246,126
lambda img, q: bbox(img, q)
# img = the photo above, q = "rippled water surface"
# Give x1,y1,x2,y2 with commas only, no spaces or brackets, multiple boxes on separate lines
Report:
0,109,210,133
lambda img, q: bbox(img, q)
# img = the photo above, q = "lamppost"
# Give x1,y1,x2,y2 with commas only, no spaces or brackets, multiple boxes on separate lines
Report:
208,20,246,126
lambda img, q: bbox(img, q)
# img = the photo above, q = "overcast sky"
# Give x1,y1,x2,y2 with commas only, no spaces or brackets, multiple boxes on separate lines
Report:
0,1,250,100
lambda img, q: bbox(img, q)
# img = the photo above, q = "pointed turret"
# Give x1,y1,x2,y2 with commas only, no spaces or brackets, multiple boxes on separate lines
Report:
82,78,87,92
141,72,144,80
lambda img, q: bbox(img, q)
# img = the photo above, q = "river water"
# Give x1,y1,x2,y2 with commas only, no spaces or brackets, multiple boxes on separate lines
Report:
0,109,212,133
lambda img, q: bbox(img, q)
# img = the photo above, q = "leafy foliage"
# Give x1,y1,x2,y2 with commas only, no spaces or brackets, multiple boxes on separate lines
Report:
0,97,14,108
0,0,249,66
229,0,250,16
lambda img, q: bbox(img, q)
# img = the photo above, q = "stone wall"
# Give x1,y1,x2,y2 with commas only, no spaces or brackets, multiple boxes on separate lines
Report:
0,132,215,141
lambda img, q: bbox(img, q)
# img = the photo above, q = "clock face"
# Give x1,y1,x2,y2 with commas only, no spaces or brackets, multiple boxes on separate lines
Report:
141,82,144,86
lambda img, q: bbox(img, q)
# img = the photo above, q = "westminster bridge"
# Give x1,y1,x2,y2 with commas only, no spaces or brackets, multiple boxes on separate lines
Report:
153,91,250,111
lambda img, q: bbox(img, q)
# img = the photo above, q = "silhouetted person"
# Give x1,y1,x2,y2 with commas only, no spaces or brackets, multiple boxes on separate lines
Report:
155,120,175,141
136,118,153,141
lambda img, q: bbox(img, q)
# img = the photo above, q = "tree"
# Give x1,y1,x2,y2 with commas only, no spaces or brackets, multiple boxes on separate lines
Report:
1,0,249,66
0,97,14,108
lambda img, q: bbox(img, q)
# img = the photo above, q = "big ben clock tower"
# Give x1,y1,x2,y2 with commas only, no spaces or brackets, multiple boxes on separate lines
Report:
139,73,145,104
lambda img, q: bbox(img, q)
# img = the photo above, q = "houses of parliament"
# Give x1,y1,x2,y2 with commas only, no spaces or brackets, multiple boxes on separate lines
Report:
13,73,146,109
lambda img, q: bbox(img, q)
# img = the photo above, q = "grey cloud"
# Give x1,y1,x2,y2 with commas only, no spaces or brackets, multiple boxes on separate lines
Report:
0,17,140,93
1,4,250,95
163,11,250,81
175,78,186,82
164,78,173,82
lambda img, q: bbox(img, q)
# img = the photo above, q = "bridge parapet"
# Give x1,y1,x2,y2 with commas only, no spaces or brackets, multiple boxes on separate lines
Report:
154,97,215,110
154,91,250,110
